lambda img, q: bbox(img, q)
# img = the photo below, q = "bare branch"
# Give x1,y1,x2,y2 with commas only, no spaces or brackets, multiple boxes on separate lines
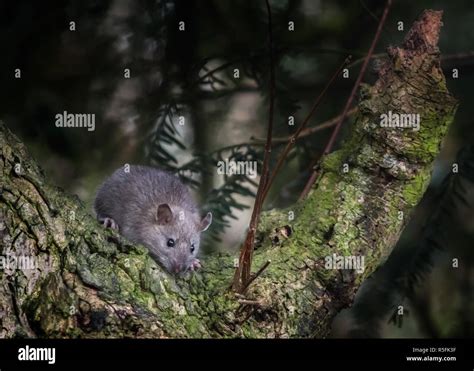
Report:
300,0,393,199
232,0,275,292
261,56,352,202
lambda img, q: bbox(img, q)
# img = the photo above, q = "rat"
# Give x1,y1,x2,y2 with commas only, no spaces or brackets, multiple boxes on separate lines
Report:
93,165,212,275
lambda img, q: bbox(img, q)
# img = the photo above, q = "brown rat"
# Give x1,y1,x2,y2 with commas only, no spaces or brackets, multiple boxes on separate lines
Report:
94,165,212,274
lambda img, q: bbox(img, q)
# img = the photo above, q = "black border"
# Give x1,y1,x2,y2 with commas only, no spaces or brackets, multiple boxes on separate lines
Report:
0,339,472,369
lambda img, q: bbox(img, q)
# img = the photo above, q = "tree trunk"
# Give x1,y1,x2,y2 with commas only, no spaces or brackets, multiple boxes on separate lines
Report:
0,10,457,338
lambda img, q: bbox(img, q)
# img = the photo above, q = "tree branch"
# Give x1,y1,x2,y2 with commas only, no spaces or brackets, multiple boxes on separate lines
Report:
232,0,276,293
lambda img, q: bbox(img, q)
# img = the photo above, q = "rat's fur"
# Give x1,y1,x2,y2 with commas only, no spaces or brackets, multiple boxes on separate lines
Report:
94,165,212,274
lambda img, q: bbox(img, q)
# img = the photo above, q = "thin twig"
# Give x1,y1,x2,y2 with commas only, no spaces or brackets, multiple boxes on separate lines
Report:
190,46,362,87
299,0,393,200
345,51,474,71
232,0,275,292
204,107,357,157
359,0,394,44
441,51,474,64
237,299,263,306
261,56,352,202
252,107,358,144
241,260,271,293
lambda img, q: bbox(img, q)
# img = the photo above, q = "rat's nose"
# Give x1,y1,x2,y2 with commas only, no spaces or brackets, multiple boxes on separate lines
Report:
173,263,183,274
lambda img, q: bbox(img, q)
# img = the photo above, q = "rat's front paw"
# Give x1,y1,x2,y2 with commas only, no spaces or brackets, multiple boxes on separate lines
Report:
189,258,202,271
99,217,119,231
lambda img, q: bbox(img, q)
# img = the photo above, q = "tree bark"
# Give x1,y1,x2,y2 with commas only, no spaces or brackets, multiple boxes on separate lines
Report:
0,10,457,338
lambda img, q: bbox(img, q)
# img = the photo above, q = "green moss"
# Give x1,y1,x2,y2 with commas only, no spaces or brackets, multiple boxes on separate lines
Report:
402,166,432,207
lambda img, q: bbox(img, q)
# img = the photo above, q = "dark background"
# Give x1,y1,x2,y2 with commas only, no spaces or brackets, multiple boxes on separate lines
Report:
1,0,473,337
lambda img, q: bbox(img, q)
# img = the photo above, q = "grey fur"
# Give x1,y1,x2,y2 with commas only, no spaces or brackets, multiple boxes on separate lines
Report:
94,165,212,274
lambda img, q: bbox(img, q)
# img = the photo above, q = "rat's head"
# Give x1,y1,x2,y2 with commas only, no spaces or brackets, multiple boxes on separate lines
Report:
145,203,212,275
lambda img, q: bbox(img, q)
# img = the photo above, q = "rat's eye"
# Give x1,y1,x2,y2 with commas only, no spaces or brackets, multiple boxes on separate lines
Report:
190,244,195,253
167,239,175,248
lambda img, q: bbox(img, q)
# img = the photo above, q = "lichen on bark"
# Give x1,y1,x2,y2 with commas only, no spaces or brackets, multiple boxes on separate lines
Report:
0,10,457,338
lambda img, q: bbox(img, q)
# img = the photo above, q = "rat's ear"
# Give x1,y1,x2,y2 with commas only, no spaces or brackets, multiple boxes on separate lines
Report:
157,204,173,225
199,212,212,232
